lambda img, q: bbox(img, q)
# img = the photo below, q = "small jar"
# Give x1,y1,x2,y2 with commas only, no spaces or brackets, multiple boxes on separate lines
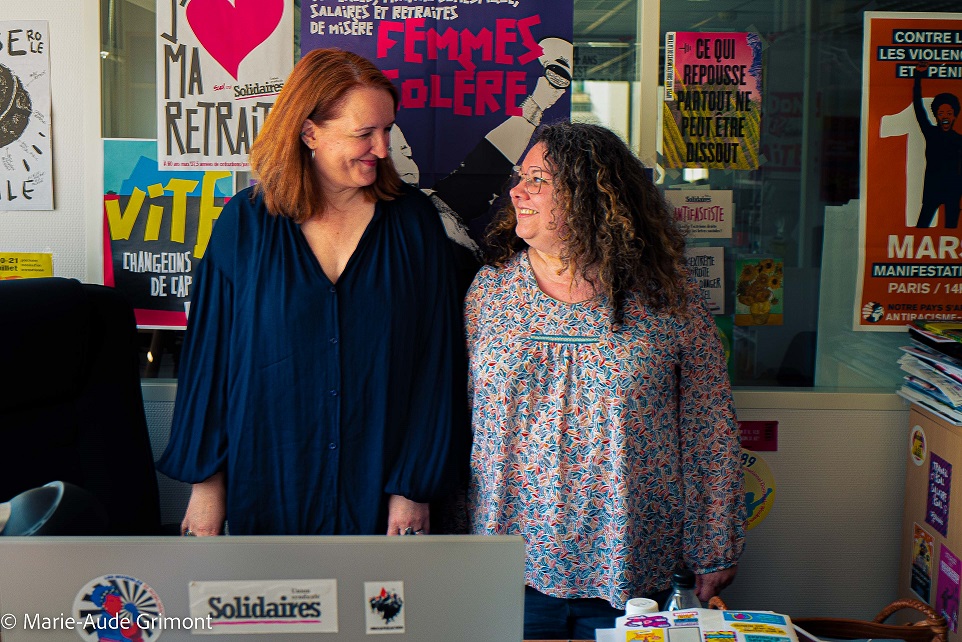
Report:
625,597,660,616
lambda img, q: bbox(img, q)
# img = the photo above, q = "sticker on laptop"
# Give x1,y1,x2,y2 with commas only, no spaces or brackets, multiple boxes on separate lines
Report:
730,622,788,635
703,631,737,642
723,612,787,625
671,611,700,626
364,581,405,634
73,574,166,641
625,628,667,642
188,579,338,634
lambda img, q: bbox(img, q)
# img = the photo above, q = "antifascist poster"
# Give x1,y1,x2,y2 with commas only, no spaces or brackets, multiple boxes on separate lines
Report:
663,32,763,170
0,20,52,210
666,189,733,239
156,0,294,171
301,0,573,256
857,13,962,330
103,139,233,329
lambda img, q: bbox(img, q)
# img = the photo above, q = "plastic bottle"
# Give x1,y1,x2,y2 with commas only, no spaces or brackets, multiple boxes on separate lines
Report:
614,597,660,629
625,597,660,616
664,566,702,610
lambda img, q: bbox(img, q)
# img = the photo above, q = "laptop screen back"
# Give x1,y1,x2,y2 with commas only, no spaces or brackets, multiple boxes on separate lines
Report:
0,535,524,642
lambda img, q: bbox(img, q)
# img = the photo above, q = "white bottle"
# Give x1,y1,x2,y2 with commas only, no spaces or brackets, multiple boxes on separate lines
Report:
625,598,660,616
614,597,660,628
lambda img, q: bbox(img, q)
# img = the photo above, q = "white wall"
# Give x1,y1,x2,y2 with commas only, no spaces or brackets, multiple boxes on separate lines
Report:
723,391,909,619
0,0,102,283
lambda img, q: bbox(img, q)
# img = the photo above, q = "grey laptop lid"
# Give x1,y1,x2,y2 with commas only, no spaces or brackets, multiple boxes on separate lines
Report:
0,535,524,642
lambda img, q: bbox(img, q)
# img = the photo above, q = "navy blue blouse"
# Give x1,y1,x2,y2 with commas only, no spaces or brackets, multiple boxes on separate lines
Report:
157,186,465,535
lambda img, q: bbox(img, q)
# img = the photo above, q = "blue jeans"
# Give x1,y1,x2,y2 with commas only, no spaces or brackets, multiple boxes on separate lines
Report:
523,586,671,640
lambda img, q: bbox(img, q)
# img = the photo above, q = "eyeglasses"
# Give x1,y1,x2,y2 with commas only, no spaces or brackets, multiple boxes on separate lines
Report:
510,166,551,194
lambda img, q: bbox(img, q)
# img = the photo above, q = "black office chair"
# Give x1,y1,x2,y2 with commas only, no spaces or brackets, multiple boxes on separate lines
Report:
0,277,162,535
0,481,110,536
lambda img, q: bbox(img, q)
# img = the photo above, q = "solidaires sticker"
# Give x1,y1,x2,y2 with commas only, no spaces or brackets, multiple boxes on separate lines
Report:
189,579,338,634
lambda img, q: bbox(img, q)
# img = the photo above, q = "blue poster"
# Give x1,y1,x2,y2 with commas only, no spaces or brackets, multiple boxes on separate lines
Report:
301,0,573,254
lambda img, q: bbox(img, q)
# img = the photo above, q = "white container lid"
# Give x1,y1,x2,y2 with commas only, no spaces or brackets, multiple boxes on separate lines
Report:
625,597,659,615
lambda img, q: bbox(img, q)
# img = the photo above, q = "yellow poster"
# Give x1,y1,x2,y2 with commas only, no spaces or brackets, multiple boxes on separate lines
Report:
0,253,53,279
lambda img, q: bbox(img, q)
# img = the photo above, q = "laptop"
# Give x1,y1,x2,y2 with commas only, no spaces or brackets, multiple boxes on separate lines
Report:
0,535,524,642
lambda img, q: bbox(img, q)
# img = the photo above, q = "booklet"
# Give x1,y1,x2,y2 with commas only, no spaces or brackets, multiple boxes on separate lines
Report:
899,356,962,408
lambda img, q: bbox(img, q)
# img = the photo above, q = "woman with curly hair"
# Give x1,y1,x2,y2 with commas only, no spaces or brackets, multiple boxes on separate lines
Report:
465,122,744,639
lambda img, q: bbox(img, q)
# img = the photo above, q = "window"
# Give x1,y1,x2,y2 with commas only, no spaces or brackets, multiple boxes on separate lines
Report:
102,0,955,387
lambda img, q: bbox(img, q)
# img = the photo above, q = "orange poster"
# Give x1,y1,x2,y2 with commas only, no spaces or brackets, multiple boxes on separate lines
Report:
857,13,962,330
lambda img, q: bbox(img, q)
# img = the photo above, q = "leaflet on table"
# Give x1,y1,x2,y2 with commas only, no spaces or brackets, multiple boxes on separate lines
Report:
897,385,962,426
899,355,962,408
597,608,802,642
901,343,962,382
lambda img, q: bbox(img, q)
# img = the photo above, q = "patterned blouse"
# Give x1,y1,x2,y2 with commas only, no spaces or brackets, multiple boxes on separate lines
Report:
465,251,745,609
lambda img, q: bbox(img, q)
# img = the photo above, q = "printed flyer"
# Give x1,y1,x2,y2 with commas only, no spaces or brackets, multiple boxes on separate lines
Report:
684,246,725,314
0,20,52,210
856,12,962,330
103,139,233,329
937,545,960,633
666,189,733,238
911,522,935,602
663,31,763,169
155,0,294,171
926,451,951,537
0,252,52,279
301,0,573,254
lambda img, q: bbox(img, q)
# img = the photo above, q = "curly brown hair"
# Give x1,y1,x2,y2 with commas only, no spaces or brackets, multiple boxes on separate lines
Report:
485,121,688,325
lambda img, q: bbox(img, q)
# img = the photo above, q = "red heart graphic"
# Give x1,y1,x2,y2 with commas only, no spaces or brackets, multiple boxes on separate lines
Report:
186,0,284,80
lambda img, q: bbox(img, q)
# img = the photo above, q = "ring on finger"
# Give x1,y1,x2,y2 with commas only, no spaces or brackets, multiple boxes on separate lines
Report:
402,527,415,535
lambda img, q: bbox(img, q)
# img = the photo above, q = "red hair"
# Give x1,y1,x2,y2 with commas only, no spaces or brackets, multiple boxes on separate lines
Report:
249,48,402,222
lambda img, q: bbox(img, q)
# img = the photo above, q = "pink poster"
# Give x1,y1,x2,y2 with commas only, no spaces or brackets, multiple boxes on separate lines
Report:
937,545,960,633
663,32,763,169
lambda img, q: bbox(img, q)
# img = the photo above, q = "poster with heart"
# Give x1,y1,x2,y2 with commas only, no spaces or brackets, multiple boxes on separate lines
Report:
156,0,293,171
301,1,573,258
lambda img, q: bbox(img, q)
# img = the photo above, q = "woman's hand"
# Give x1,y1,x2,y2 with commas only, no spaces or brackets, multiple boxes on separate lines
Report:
386,494,429,535
695,566,737,602
182,471,226,536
